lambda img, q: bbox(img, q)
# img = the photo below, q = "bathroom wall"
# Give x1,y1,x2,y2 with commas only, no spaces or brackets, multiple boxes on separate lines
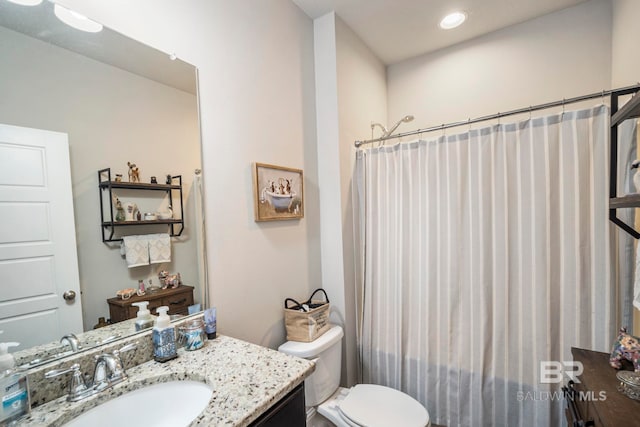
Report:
387,0,612,129
54,0,321,349
0,25,200,330
611,0,640,88
312,12,387,385
335,16,388,384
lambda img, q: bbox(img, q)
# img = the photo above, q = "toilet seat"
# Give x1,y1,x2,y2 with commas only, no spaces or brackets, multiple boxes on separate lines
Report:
336,384,429,427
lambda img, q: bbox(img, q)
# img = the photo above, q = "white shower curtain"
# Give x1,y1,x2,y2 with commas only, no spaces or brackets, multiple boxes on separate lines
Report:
353,105,631,426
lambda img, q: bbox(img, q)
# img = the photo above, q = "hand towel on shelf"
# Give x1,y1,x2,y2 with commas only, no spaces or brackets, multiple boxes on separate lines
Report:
149,233,171,264
122,235,150,268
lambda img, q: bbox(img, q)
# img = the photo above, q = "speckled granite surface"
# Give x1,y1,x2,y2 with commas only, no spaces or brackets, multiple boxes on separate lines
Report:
18,335,315,427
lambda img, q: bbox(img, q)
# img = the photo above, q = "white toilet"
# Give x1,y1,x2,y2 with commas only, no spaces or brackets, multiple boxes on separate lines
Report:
278,325,430,427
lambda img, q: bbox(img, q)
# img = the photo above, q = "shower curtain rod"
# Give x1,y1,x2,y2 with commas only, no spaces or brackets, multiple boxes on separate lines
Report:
354,83,640,148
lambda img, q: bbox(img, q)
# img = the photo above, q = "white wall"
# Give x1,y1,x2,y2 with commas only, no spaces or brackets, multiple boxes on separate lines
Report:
55,0,320,348
313,12,387,385
0,25,200,330
335,16,387,384
387,0,612,129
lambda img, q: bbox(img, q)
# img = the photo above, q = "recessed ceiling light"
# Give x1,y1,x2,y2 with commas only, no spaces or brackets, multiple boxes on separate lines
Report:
54,4,103,33
439,11,467,30
6,0,43,5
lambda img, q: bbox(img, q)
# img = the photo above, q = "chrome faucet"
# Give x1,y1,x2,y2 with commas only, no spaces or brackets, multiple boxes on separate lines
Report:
60,333,81,352
45,342,138,401
92,342,137,390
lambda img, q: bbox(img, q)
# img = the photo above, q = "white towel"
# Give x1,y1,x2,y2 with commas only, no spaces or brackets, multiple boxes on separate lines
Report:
149,233,171,264
635,244,640,310
121,235,150,268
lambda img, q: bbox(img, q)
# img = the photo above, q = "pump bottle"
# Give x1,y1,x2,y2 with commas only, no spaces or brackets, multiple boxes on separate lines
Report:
152,306,177,362
132,301,154,331
0,341,30,424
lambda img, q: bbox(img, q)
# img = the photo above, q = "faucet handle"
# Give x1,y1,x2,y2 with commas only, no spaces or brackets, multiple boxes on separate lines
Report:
45,363,91,402
115,342,137,356
45,362,80,379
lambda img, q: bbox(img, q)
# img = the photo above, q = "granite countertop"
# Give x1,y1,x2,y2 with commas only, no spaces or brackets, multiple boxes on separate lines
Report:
20,335,315,426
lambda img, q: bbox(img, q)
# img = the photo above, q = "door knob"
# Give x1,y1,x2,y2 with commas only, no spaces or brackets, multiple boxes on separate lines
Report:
63,290,76,301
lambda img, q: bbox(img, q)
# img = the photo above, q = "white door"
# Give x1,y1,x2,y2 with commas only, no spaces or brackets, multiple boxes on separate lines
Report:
0,123,82,349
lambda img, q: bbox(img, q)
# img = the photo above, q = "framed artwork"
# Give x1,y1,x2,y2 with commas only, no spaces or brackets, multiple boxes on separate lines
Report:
253,163,304,221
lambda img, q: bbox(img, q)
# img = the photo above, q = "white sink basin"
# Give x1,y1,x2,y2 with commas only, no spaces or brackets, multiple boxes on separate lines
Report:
64,380,212,427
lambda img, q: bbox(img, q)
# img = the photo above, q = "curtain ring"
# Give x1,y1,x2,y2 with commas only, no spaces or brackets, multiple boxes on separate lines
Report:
601,90,606,106
529,106,532,120
441,124,446,137
468,118,471,133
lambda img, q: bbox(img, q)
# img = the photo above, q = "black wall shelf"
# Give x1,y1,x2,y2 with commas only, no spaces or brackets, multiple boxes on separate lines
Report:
609,87,640,239
98,167,185,242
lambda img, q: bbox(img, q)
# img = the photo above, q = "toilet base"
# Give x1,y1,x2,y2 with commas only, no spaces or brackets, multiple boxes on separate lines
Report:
317,387,359,427
306,406,334,427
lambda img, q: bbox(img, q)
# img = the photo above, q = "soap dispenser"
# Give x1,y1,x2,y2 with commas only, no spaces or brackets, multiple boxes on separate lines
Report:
132,301,154,331
0,342,19,373
152,306,177,362
0,342,30,425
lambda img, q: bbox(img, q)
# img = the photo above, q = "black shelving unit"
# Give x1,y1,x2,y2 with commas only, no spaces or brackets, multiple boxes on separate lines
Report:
610,88,640,239
98,167,184,242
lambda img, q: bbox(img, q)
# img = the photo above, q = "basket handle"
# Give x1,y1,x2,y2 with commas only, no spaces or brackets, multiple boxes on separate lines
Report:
306,288,329,304
284,297,307,312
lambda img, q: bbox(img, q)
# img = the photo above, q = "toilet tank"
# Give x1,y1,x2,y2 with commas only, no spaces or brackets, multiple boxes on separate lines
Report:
278,325,344,407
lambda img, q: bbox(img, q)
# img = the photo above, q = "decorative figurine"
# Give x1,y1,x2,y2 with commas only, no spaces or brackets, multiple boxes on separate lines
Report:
114,197,126,222
157,270,181,289
166,174,172,185
610,327,640,372
115,174,123,182
127,161,140,183
150,176,157,184
159,270,169,289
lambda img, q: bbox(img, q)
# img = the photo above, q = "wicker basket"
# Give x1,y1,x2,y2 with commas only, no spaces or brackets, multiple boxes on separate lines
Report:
284,288,330,342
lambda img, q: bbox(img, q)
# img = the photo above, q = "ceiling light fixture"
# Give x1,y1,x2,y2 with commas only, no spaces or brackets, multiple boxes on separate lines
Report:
5,0,43,5
439,11,467,30
53,4,103,33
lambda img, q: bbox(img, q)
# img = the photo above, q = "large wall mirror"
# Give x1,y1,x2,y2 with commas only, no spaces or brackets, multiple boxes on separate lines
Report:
0,0,204,363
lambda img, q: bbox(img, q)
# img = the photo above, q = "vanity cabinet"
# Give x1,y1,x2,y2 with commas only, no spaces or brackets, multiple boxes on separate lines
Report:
249,382,306,426
98,167,184,242
564,347,640,426
107,285,194,323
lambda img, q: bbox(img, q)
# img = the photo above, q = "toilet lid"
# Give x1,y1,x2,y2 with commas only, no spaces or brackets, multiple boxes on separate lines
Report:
337,384,429,427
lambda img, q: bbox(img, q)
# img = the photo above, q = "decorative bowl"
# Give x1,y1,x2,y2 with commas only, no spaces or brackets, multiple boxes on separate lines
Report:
116,288,136,300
